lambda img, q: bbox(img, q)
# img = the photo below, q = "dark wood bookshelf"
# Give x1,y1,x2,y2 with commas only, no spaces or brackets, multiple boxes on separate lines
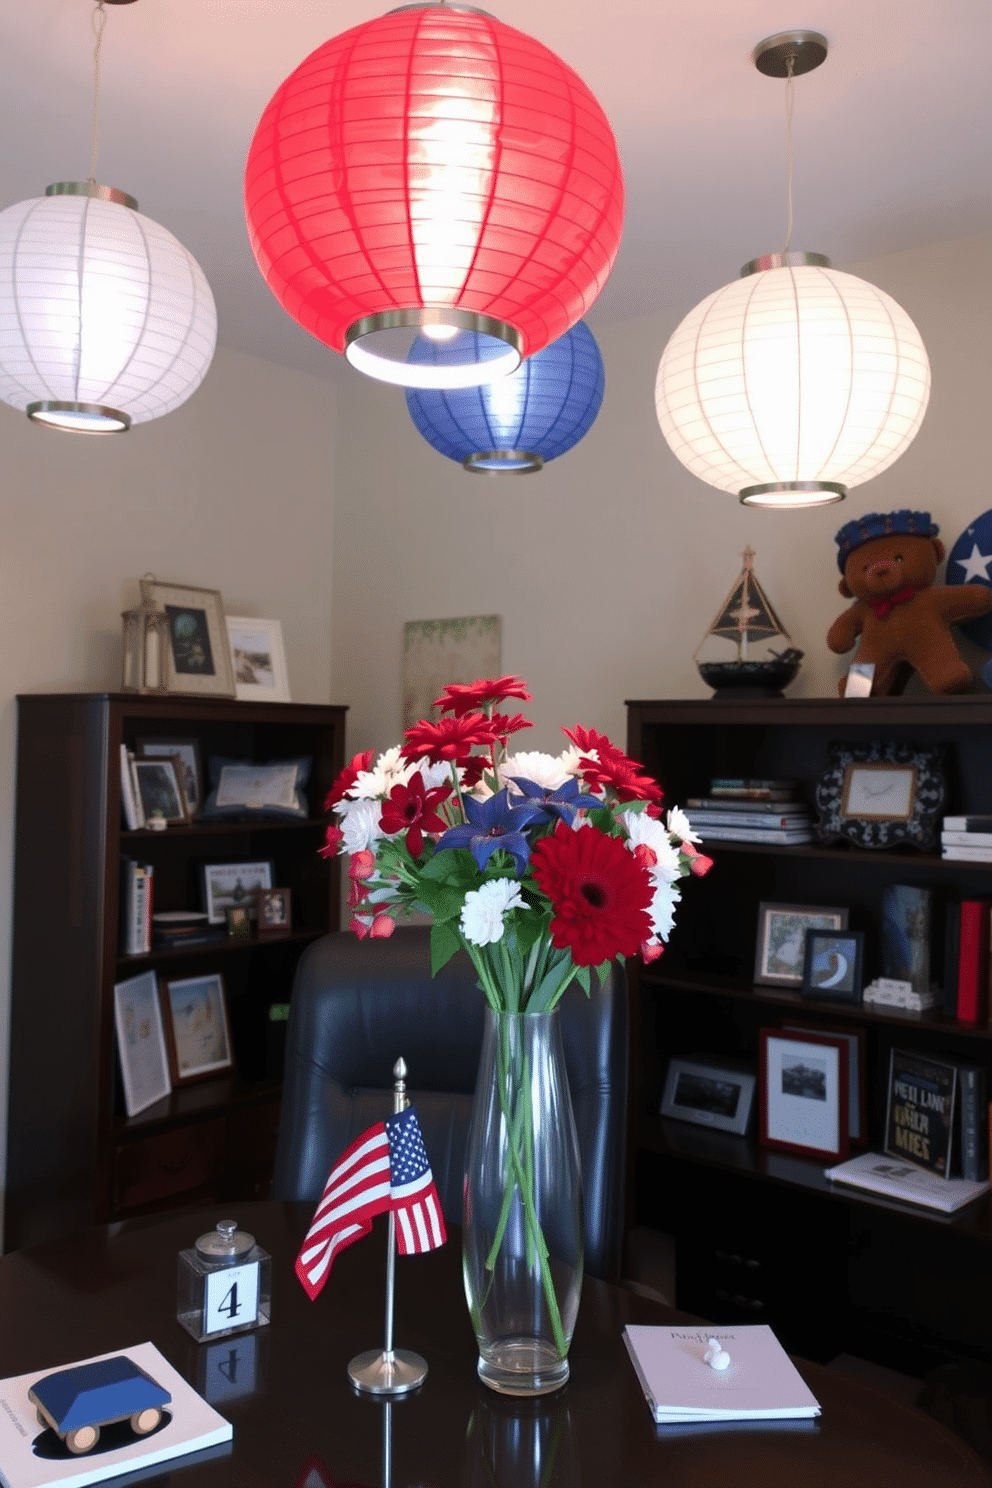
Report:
627,694,992,1377
6,692,346,1251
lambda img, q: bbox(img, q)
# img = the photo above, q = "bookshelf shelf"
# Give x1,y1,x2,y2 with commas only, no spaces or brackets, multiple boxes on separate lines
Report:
627,694,992,1377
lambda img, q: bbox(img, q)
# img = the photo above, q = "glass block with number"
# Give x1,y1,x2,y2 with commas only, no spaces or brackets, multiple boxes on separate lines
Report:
177,1219,271,1342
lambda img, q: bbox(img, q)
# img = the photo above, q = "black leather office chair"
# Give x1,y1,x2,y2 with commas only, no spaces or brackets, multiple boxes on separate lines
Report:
272,927,629,1281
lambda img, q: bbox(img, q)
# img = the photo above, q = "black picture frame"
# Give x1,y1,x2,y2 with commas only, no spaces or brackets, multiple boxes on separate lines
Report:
814,739,946,851
753,901,849,987
802,928,865,1004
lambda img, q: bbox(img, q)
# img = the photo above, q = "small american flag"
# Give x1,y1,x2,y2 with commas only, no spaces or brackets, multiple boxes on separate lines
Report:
295,1105,447,1300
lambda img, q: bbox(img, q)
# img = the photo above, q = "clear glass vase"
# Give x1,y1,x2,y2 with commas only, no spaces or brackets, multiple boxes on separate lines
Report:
462,1007,583,1396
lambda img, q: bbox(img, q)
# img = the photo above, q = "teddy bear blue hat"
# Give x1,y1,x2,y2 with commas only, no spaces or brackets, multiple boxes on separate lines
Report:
835,511,940,571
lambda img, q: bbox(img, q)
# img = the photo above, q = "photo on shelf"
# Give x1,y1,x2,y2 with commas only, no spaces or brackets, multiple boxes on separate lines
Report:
813,739,945,851
782,1022,866,1143
801,929,865,1004
130,756,188,825
226,616,291,703
226,904,251,938
162,973,234,1082
201,860,275,924
113,970,171,1117
753,902,849,988
759,1028,849,1162
659,1055,756,1136
137,737,203,817
257,888,292,934
139,576,236,699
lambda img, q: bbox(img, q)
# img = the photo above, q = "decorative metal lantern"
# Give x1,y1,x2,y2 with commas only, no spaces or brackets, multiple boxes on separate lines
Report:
121,576,169,694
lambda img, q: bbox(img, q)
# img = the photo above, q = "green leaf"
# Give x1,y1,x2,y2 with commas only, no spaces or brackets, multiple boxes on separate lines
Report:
430,920,461,974
575,964,591,995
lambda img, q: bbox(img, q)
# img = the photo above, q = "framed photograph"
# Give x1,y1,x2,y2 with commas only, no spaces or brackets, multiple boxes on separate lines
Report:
760,1028,849,1162
402,613,501,727
660,1055,756,1136
257,888,292,934
137,737,203,817
113,971,171,1117
130,756,188,825
215,762,302,813
226,904,251,938
880,884,931,995
201,860,275,924
814,739,946,851
884,1047,957,1176
226,616,291,703
754,902,849,987
139,577,235,698
801,928,865,1003
162,973,234,1082
782,1022,867,1143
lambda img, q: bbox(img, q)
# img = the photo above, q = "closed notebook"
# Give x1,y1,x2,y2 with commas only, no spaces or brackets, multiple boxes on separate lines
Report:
623,1324,821,1423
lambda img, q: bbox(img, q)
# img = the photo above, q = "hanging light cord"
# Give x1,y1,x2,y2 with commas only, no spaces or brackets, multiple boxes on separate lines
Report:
88,0,108,184
782,53,795,253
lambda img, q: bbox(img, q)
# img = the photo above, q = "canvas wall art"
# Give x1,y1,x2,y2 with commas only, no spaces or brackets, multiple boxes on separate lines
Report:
402,614,501,728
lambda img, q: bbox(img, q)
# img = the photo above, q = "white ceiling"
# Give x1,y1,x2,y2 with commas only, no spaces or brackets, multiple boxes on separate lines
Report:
2,0,990,385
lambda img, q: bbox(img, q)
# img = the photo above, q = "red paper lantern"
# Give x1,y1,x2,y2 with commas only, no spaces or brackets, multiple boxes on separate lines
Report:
244,4,624,388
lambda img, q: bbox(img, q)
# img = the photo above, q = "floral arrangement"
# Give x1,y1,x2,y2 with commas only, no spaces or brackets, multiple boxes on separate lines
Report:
321,674,712,1011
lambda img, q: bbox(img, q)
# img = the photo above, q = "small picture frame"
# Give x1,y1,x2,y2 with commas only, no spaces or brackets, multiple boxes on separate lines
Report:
760,1027,849,1162
660,1055,756,1136
113,971,172,1117
226,616,291,703
782,1022,867,1143
130,756,189,825
841,763,917,821
754,902,849,988
814,740,946,851
140,577,236,699
162,973,234,1082
201,860,275,925
226,904,252,938
137,737,203,817
802,928,865,1003
256,888,292,934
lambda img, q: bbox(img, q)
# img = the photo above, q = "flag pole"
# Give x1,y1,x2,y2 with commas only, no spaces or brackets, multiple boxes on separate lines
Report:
347,1058,429,1395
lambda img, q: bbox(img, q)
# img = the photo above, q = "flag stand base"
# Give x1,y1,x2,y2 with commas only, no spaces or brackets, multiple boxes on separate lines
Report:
348,1348,428,1395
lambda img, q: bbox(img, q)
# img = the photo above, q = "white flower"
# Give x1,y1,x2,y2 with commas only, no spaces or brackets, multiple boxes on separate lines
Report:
621,809,682,883
338,798,383,853
648,880,681,942
556,744,591,780
459,878,526,946
417,759,453,791
667,805,701,844
500,750,572,793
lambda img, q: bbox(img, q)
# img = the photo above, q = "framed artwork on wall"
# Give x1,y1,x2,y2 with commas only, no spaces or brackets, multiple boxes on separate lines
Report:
140,577,235,699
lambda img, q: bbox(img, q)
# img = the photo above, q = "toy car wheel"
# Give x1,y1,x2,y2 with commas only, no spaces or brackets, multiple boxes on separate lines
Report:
130,1407,162,1435
65,1424,100,1454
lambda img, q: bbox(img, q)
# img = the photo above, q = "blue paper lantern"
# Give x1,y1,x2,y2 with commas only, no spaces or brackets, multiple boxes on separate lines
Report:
405,321,605,473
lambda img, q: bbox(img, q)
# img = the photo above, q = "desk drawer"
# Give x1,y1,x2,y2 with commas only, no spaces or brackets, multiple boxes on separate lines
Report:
114,1120,226,1211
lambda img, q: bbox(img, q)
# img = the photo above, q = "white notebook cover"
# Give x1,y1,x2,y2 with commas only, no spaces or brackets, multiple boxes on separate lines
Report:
0,1341,232,1488
623,1324,821,1423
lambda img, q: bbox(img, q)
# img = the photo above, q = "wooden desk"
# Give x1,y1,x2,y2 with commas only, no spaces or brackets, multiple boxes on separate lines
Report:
0,1202,988,1487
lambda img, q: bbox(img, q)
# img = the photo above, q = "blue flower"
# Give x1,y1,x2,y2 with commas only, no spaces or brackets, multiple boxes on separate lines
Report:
435,788,544,874
510,775,601,826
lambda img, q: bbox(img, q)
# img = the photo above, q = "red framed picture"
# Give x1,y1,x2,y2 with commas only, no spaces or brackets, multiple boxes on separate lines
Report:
780,1020,867,1145
759,1027,849,1162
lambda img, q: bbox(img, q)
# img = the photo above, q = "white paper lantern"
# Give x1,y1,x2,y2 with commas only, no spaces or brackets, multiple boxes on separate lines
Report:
0,183,217,432
654,252,931,508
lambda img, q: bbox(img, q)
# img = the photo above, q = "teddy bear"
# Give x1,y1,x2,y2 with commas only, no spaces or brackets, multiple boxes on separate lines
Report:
826,510,992,696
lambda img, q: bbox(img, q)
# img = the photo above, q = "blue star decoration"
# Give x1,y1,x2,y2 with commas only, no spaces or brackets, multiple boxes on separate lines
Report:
946,511,992,650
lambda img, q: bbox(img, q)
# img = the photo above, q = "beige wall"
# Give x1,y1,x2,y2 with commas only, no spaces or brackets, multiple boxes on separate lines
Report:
331,229,992,756
0,343,338,1190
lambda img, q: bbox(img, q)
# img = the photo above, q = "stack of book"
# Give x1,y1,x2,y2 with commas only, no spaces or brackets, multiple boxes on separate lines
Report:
941,815,992,863
152,910,224,952
684,778,814,846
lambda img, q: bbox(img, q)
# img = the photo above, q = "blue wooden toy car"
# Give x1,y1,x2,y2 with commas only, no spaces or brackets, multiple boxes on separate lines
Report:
28,1355,171,1455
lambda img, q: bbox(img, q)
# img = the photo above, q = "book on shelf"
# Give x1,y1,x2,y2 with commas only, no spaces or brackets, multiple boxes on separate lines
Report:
0,1340,231,1488
956,899,991,1023
685,797,806,815
956,1062,990,1182
942,845,992,862
684,810,811,830
119,860,153,956
884,1048,957,1176
942,902,961,1018
152,912,224,951
709,783,797,802
942,830,992,848
943,815,992,832
622,1324,820,1425
880,884,930,995
688,826,813,845
119,746,142,831
825,1151,990,1214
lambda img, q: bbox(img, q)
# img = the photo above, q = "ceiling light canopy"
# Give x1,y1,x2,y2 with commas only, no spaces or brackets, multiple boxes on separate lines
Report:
654,31,930,508
405,320,606,473
244,3,624,390
0,1,216,433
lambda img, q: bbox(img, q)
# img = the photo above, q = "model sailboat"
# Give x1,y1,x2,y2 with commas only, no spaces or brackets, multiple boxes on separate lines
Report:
695,547,803,697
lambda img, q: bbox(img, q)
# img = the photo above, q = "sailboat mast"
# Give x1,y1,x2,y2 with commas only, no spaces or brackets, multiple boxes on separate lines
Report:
739,546,754,662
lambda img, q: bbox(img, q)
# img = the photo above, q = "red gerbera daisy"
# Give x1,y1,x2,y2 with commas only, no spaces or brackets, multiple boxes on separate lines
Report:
433,674,533,717
561,725,663,806
488,711,534,741
378,774,452,857
324,749,375,810
530,822,653,966
402,713,495,766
